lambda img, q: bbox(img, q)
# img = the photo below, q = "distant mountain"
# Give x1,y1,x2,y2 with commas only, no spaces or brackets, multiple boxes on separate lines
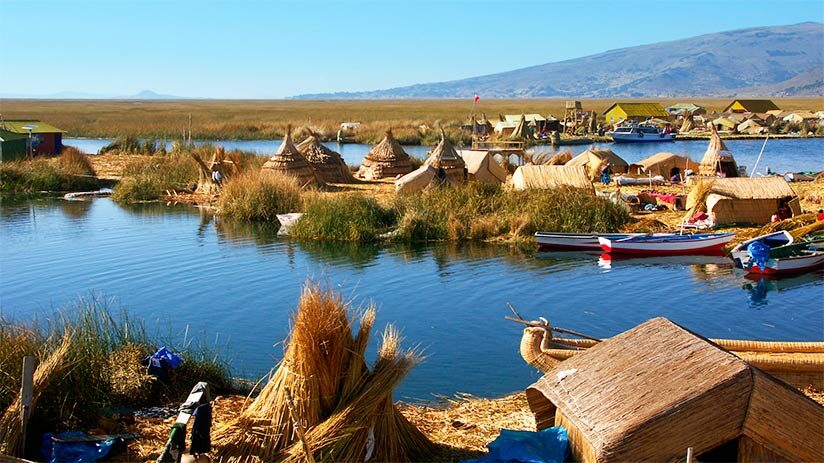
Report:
295,22,824,99
0,89,190,99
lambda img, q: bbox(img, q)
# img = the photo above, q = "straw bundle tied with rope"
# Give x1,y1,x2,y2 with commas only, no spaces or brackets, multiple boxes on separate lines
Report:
0,334,74,456
213,282,434,462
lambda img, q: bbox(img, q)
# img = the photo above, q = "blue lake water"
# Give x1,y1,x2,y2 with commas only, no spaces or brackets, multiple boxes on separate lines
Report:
1,198,822,401
64,137,824,175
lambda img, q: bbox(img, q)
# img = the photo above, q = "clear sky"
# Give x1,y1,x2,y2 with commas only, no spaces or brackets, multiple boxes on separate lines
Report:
1,0,822,98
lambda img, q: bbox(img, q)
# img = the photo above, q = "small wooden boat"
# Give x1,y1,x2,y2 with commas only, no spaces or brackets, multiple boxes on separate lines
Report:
535,232,640,251
730,231,794,268
746,248,824,275
519,324,824,390
599,232,735,255
608,125,676,143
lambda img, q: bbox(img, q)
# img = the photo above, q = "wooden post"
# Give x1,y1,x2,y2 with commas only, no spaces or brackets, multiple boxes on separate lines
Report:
20,356,35,456
686,447,694,463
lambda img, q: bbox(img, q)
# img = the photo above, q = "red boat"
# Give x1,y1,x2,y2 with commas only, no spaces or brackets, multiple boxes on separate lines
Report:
599,233,735,256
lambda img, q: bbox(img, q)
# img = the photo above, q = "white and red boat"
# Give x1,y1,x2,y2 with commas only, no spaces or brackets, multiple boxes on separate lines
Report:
535,232,640,251
746,248,824,275
730,231,793,268
599,232,735,256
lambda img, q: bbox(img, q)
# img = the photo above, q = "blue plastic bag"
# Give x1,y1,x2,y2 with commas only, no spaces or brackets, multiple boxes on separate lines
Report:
463,426,568,463
151,346,183,369
41,431,117,463
747,240,771,270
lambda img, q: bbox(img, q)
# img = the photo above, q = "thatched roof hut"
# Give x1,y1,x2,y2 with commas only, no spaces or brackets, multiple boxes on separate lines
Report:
630,152,699,177
356,130,413,180
296,132,355,183
525,318,823,463
459,150,507,185
699,126,739,177
686,177,800,225
567,148,629,180
262,129,324,188
737,119,768,135
395,165,459,194
679,115,694,133
424,130,466,183
511,165,594,193
508,114,529,140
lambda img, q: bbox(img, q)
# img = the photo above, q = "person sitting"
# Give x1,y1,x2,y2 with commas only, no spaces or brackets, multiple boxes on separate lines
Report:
817,209,824,221
777,201,792,220
599,163,612,185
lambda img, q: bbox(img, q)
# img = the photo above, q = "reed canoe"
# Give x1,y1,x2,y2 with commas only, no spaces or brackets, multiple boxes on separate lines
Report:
520,326,824,390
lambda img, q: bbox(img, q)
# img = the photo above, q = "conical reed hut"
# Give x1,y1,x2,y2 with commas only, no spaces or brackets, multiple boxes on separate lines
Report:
262,128,324,188
508,114,529,140
699,126,740,177
423,129,466,183
357,130,413,180
213,282,435,462
296,131,355,183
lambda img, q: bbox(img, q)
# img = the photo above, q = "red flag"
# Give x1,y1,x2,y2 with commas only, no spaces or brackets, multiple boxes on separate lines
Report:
474,94,480,103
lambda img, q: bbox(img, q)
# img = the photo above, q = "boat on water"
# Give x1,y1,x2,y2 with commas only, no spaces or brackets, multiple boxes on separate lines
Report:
517,323,824,390
599,232,735,255
732,231,824,275
608,124,676,143
730,231,794,268
535,232,643,251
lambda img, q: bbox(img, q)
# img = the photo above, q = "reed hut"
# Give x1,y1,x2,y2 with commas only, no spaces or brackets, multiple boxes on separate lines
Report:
395,165,441,193
508,114,529,140
679,114,694,133
630,152,699,177
699,126,740,177
567,148,629,180
296,132,355,183
424,129,466,183
736,118,768,135
262,129,324,188
525,318,823,463
686,177,800,225
511,165,594,194
458,150,508,185
356,130,413,180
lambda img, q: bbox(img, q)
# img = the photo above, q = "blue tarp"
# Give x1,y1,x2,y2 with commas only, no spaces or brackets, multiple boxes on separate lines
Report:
151,346,183,369
41,431,117,463
463,427,569,463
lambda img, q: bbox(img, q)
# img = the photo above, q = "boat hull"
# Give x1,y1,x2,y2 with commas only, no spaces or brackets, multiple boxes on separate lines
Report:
535,232,636,251
747,252,824,275
599,233,735,256
610,133,676,143
731,231,794,268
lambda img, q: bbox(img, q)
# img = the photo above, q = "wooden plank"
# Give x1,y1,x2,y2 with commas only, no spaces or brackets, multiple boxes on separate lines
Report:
20,356,35,456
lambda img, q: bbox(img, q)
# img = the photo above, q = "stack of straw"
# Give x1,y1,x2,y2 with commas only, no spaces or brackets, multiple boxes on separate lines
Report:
0,334,73,457
213,282,435,462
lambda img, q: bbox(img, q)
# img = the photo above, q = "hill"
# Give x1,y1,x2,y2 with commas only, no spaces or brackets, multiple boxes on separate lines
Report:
295,22,823,99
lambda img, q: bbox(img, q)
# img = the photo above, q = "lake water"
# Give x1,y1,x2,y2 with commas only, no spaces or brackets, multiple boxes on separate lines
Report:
64,137,824,175
2,198,822,401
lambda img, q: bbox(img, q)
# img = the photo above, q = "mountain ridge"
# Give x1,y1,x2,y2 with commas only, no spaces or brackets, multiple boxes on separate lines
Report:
295,22,824,99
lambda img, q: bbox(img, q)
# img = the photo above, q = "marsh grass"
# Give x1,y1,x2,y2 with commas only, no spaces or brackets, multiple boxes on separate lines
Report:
10,98,817,143
0,148,100,193
290,193,395,241
0,296,230,432
111,152,199,202
218,170,303,221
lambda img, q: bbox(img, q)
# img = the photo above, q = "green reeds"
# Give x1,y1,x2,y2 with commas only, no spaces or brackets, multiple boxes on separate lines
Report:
0,296,231,432
111,152,199,202
290,193,395,242
0,148,99,193
218,170,303,221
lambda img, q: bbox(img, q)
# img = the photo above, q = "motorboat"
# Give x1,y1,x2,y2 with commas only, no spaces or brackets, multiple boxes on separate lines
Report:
608,124,676,143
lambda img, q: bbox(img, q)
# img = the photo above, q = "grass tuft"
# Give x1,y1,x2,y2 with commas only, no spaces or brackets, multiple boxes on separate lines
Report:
218,170,302,221
0,148,99,193
290,193,395,241
111,153,198,202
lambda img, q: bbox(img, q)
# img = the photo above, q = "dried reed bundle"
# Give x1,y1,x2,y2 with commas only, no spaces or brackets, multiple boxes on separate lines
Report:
0,334,73,456
214,283,434,462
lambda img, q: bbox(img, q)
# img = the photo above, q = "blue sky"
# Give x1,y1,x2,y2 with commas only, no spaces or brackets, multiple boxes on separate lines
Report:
1,0,822,98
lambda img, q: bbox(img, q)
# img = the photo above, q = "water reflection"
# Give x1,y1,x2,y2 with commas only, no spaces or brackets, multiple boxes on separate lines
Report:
742,272,824,306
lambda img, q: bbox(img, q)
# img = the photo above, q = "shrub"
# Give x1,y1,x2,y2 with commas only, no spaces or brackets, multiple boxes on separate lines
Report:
290,193,394,241
217,170,302,221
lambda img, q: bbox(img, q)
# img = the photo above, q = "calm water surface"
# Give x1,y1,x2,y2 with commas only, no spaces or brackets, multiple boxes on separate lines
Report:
65,137,824,175
1,198,823,400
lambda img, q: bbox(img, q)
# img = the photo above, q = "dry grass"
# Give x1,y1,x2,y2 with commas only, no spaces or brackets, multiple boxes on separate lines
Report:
217,170,303,221
5,98,821,142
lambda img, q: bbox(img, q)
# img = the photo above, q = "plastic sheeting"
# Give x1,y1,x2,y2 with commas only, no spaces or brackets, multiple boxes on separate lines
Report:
463,427,568,463
41,431,118,463
747,240,771,270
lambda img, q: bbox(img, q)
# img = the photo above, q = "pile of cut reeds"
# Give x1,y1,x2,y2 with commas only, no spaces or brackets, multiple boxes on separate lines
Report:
213,282,435,462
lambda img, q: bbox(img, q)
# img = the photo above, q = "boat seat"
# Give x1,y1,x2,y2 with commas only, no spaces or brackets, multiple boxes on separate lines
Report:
769,242,808,259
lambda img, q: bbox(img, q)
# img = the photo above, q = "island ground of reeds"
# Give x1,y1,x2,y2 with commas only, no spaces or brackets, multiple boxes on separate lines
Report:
4,98,822,144
0,147,100,193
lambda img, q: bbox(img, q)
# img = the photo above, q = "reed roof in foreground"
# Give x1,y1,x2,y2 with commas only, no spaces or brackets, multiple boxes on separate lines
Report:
525,317,824,463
